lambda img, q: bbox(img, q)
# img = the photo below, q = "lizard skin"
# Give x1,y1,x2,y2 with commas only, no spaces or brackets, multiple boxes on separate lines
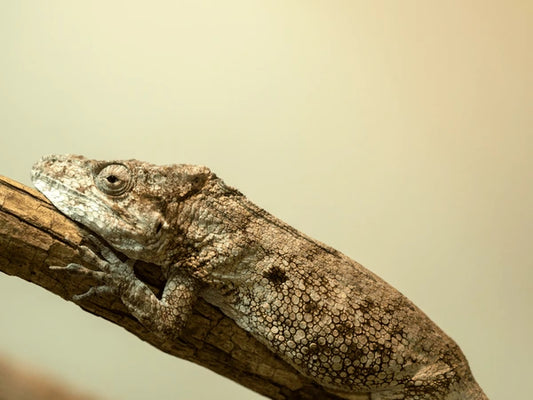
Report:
31,154,488,400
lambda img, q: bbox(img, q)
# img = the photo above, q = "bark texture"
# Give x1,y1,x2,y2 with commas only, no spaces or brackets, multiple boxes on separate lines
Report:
0,176,363,400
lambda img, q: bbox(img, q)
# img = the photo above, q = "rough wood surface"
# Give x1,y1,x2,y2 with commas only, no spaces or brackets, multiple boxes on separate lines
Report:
0,175,359,400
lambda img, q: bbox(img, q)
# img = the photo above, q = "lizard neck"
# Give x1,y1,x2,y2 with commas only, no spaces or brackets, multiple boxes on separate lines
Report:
169,179,262,273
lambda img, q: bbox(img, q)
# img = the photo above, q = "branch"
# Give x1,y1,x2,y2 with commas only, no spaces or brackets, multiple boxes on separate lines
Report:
0,176,365,400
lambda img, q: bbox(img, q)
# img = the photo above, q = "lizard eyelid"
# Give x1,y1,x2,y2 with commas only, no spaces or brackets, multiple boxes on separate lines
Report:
95,163,133,196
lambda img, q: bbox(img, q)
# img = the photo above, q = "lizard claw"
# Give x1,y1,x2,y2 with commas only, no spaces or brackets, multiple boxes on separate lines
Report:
73,285,117,301
49,263,106,280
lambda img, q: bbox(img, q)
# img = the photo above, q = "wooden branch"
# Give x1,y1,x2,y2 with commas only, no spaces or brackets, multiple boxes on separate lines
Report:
0,176,365,400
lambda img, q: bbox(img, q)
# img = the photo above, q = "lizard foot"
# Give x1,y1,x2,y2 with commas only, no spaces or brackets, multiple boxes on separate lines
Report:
50,240,135,302
50,235,194,339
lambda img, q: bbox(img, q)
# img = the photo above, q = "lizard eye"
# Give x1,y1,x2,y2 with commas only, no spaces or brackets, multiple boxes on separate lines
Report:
95,164,133,196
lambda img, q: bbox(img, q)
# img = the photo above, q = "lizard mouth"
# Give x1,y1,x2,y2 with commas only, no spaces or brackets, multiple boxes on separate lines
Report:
31,167,93,222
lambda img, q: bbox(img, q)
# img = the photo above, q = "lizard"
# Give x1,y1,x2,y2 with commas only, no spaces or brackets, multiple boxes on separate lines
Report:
31,154,488,400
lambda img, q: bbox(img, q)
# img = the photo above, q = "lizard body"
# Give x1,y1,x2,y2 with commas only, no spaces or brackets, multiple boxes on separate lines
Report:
31,155,488,400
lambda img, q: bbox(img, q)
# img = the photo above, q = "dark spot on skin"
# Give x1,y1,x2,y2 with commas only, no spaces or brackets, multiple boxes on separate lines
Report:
389,325,406,339
263,265,287,285
358,298,376,315
303,300,318,313
307,342,332,357
336,319,354,336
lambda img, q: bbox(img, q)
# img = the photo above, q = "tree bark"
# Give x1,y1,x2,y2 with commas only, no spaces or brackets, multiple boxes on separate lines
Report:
0,176,366,400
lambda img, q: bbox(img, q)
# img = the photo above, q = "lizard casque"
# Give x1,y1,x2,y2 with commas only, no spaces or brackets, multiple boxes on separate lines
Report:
31,155,488,400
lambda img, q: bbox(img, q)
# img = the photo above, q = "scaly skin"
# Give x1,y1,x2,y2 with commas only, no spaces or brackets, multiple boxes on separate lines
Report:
31,154,488,399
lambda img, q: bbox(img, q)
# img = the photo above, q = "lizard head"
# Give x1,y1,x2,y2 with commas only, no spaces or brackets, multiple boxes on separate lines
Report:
31,154,212,265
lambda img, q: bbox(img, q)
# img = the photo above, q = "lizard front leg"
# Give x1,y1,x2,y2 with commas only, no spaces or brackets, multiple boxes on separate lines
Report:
51,244,197,340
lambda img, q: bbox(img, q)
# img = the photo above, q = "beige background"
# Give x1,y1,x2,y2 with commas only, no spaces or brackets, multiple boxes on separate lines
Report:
1,1,531,399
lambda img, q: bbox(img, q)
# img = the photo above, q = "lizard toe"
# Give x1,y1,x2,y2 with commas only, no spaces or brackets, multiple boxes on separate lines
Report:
73,285,116,302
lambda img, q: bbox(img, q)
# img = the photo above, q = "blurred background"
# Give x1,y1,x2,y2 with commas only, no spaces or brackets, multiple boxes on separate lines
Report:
0,1,531,399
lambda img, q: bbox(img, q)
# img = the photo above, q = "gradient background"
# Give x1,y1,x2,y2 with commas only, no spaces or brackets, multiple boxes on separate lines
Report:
0,1,531,399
